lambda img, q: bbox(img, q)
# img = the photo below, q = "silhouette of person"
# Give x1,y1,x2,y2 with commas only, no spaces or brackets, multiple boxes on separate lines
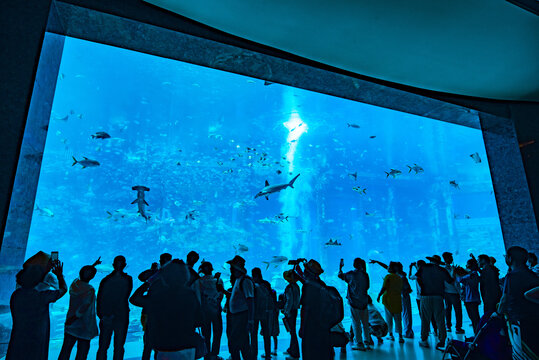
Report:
282,270,301,358
7,262,67,360
193,261,224,359
251,267,273,359
96,256,133,360
58,259,101,360
299,259,333,360
130,259,203,359
186,251,200,287
225,255,254,360
478,254,502,315
338,258,371,350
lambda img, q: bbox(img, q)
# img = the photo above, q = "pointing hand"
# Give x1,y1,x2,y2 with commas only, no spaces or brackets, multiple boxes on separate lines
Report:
92,257,102,267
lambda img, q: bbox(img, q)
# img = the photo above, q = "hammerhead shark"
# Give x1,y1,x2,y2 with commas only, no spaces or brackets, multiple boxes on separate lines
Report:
131,185,150,221
254,174,300,200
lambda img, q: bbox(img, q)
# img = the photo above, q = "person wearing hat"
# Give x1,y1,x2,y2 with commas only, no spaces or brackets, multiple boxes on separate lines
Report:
282,270,300,359
225,255,254,360
193,261,224,360
416,255,454,350
7,262,67,360
298,259,333,360
441,252,464,335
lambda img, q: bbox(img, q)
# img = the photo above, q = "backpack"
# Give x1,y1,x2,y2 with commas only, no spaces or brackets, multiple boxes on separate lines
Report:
254,282,274,318
199,277,222,313
317,284,344,330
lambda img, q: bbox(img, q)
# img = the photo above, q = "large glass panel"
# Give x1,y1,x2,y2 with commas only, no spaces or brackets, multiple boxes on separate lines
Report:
15,37,505,355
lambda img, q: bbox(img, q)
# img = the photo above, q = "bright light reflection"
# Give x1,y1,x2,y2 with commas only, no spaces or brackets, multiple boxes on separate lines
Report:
283,111,308,171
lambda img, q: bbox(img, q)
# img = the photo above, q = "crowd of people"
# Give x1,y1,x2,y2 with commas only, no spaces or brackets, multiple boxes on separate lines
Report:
5,246,539,360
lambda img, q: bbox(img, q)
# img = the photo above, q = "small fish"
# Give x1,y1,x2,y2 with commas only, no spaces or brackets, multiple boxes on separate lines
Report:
56,115,69,121
369,136,376,139
449,180,460,189
407,164,424,174
262,256,288,270
275,213,289,222
276,170,282,175
325,239,342,246
258,217,278,224
348,172,358,180
72,156,100,168
35,205,54,217
464,215,471,219
234,244,249,254
385,169,402,178
352,186,367,194
223,169,234,174
264,80,274,86
347,123,360,129
176,162,181,166
185,210,199,221
91,131,111,140
469,152,482,163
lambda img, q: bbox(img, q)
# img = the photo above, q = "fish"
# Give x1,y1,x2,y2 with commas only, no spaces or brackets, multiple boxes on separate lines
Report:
469,152,482,163
325,239,342,246
385,169,402,178
72,156,100,168
352,186,367,194
407,164,424,174
276,170,282,175
131,185,150,221
274,213,289,222
347,123,360,129
348,172,358,180
264,80,274,86
258,217,278,224
35,204,54,217
369,136,376,139
106,209,139,221
254,174,300,200
56,115,69,121
185,210,199,221
234,244,249,254
262,256,288,270
91,131,111,140
449,180,460,189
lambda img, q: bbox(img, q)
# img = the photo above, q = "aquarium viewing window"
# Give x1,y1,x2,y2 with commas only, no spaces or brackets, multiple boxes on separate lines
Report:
0,35,507,353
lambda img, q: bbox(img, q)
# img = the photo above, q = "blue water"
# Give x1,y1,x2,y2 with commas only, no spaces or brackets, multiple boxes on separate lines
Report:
24,37,505,342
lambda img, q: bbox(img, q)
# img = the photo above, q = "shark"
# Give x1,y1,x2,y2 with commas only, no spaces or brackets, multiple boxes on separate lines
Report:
262,256,288,270
254,174,300,200
131,185,150,221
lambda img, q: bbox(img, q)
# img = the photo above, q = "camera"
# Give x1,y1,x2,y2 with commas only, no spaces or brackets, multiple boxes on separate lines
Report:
288,258,306,266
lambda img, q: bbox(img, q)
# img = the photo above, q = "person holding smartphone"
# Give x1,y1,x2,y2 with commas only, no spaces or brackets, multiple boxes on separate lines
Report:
7,261,67,360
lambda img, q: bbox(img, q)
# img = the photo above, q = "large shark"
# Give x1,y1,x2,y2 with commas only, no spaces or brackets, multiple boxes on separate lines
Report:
131,185,150,221
254,174,300,200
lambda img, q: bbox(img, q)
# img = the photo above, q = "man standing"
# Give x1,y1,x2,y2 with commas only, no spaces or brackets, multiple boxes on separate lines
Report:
478,254,502,315
498,246,539,359
417,255,454,350
442,252,464,334
96,256,133,360
298,260,334,360
226,256,255,360
338,258,371,350
282,270,301,359
186,251,201,287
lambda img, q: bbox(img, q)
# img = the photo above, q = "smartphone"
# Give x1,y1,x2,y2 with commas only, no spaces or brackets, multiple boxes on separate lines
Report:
51,251,59,263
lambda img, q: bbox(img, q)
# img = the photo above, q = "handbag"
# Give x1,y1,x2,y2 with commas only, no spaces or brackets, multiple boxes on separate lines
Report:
194,328,208,359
